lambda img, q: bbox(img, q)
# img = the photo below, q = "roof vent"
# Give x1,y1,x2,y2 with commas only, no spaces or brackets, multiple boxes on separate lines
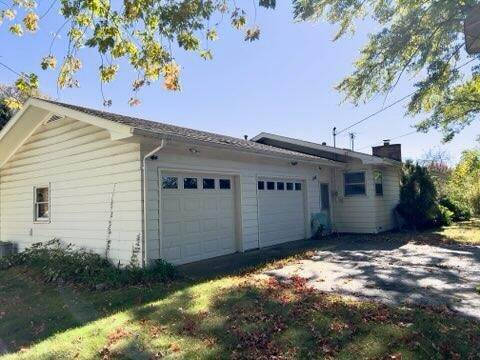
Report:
383,139,390,146
244,135,248,141
321,142,327,146
46,114,64,124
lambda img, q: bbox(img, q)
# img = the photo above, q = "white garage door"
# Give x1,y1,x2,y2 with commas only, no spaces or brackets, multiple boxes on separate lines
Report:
258,178,306,247
161,173,237,265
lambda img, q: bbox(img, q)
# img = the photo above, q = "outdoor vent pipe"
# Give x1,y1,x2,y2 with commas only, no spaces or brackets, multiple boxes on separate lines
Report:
142,140,166,267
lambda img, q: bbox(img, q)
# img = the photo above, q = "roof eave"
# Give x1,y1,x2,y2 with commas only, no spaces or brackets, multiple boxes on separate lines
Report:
132,128,345,168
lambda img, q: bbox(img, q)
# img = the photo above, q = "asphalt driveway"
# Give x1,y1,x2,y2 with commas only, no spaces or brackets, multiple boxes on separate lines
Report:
264,238,480,320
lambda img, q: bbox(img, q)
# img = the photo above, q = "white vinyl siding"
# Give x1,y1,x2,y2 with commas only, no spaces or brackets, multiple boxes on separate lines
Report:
142,143,329,262
0,117,143,265
375,167,401,231
332,165,401,234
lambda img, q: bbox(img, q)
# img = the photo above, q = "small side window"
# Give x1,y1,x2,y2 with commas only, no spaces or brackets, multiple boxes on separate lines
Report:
162,176,178,189
267,181,275,190
258,181,265,190
34,186,50,222
277,182,285,191
184,177,198,189
295,183,302,191
286,182,294,191
374,171,384,196
203,178,215,190
219,179,231,190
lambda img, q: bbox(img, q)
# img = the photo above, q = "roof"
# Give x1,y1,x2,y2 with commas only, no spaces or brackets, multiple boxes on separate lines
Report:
31,99,341,166
251,132,402,166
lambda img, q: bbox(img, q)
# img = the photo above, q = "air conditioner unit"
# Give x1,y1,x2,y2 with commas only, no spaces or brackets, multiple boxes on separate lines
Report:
0,242,15,257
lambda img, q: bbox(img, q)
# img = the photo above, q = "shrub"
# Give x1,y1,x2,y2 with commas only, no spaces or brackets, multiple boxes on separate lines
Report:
0,239,176,288
439,197,472,222
396,161,439,229
435,205,454,227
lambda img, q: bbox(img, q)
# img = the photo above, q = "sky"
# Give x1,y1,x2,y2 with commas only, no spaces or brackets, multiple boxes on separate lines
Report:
1,2,479,163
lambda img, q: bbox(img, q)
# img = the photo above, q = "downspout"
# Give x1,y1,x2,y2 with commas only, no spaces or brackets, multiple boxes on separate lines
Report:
142,139,166,267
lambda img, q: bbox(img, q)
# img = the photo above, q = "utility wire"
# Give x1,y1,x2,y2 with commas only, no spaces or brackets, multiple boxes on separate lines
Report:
357,130,419,151
335,57,478,136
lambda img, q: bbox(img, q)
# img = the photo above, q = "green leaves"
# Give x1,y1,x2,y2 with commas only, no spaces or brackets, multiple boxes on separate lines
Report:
292,0,480,141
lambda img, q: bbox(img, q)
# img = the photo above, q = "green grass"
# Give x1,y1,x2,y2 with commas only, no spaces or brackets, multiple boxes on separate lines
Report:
1,265,479,359
430,218,480,245
1,221,480,359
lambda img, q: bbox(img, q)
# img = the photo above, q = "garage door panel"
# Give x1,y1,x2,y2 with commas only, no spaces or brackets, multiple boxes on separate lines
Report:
258,178,306,248
161,173,237,265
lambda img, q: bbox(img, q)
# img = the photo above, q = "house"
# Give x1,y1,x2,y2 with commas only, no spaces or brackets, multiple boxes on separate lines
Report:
0,98,402,266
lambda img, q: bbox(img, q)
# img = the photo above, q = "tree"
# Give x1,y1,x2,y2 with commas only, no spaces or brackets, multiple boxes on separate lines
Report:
449,149,480,215
0,83,48,130
0,0,276,107
294,1,480,141
396,161,440,229
0,1,479,141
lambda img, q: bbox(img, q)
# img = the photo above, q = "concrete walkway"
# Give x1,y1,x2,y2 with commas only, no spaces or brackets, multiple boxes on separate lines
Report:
265,240,480,320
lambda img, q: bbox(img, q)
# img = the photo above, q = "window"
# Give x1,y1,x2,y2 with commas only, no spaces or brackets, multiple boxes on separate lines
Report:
344,172,366,196
184,177,198,189
162,176,178,189
374,171,383,196
219,179,231,190
34,186,50,222
295,183,302,191
203,178,215,190
286,182,294,191
258,181,265,190
267,181,275,190
277,182,285,191
321,184,330,210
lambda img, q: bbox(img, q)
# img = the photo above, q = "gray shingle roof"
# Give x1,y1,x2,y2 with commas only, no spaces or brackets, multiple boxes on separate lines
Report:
39,99,335,163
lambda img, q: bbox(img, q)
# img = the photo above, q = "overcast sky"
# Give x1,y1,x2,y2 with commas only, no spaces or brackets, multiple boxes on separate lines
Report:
1,2,478,163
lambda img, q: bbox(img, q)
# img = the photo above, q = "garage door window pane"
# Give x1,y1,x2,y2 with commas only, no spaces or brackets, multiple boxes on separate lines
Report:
184,177,198,189
219,179,231,189
286,182,294,191
267,181,275,190
203,178,215,190
162,176,178,189
295,183,302,191
258,181,265,190
277,182,285,190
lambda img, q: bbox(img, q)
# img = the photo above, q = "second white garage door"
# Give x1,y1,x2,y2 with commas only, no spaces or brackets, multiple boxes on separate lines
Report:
257,178,306,248
161,173,237,265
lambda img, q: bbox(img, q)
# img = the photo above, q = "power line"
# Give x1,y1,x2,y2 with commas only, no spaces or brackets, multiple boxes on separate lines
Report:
357,130,418,151
335,57,478,136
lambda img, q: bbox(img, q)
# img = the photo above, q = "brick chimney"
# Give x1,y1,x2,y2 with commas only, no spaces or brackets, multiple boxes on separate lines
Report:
372,140,402,162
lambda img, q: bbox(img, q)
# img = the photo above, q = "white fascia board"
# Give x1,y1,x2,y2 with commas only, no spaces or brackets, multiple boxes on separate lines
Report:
132,128,346,168
29,98,134,138
251,132,401,167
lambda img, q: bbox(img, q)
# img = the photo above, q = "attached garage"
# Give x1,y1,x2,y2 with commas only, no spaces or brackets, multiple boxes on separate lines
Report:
257,178,307,248
160,172,237,265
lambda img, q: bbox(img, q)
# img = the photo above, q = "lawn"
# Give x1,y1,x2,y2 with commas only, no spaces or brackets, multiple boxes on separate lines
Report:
1,222,480,359
431,218,480,245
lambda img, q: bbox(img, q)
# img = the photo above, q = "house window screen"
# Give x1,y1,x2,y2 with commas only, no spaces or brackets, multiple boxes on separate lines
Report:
34,186,50,222
344,172,366,196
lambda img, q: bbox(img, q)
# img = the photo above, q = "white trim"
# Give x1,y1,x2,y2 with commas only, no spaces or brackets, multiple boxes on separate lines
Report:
33,183,51,224
251,132,401,167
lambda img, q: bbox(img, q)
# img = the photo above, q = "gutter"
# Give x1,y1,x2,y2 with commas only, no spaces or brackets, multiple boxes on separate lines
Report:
132,129,345,169
141,139,166,267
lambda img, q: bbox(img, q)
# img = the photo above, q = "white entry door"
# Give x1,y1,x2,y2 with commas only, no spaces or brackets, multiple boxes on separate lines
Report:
257,178,306,248
160,173,237,265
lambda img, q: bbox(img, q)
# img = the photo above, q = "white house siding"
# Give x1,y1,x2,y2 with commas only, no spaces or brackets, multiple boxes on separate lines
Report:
332,164,401,234
375,167,401,231
331,165,378,233
142,142,331,262
0,117,143,264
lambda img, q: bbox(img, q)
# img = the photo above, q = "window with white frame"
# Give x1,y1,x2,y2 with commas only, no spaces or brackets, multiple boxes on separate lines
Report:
374,171,384,196
344,172,366,196
34,185,50,222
